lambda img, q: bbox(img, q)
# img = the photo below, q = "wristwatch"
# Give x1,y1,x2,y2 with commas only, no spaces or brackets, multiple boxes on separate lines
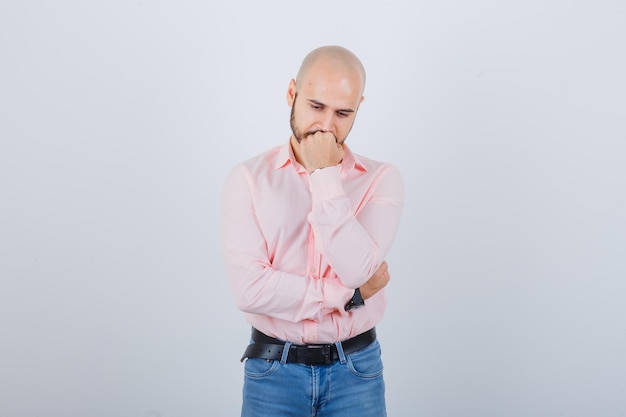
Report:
344,288,365,311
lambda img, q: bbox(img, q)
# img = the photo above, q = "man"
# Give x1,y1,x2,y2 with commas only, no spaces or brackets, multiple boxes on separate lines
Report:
221,45,404,417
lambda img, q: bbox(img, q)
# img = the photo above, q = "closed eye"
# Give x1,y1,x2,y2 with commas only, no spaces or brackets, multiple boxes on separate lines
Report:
308,99,326,111
307,99,354,116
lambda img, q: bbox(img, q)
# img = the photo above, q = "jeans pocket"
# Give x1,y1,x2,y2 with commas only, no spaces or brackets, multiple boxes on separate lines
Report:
346,340,384,379
244,357,280,379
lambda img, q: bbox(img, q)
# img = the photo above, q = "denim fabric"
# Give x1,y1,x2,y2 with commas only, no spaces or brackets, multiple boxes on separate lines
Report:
241,339,386,417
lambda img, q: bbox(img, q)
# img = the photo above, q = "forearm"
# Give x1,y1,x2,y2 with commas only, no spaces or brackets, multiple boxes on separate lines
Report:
223,253,352,322
307,165,404,288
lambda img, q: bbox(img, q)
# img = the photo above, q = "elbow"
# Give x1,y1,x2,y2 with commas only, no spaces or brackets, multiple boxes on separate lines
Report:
231,276,270,315
232,284,261,313
227,262,272,314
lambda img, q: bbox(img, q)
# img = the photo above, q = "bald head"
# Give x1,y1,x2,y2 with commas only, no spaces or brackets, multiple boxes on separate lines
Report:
295,46,366,95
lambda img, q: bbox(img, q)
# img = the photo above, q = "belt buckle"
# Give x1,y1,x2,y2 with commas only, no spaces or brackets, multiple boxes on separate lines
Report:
303,344,333,365
320,344,332,365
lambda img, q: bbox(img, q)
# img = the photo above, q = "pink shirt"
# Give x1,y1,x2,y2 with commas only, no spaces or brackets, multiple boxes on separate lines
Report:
221,141,404,344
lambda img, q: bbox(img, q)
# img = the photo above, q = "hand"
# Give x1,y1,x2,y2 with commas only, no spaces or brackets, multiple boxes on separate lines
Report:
298,131,344,172
360,261,390,300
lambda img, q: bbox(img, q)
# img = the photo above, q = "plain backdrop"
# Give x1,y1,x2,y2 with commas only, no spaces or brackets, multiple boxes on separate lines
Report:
1,1,625,416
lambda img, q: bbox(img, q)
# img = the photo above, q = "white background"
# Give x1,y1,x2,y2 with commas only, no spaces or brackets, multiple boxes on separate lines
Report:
1,1,625,416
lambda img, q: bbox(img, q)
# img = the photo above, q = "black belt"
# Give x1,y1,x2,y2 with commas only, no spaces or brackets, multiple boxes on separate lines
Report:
241,327,376,365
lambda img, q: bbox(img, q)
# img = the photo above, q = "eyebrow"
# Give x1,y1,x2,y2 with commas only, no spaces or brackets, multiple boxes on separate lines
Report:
307,99,355,114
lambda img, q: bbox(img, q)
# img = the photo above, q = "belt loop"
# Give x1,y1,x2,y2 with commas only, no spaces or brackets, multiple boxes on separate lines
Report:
335,341,347,364
280,342,292,364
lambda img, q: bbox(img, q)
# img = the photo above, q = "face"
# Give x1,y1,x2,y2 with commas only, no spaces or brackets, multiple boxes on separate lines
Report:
288,64,364,145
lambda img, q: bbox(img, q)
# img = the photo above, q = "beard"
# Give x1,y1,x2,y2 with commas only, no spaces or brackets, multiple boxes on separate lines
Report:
290,94,345,144
290,94,313,144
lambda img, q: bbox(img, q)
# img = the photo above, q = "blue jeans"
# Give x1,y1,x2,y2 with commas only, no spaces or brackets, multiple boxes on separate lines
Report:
241,338,386,417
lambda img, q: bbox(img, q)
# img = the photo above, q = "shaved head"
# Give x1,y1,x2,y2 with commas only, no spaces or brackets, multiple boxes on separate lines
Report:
287,45,367,148
295,45,366,96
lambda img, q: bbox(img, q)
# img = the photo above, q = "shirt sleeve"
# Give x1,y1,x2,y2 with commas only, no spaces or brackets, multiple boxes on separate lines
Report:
307,163,405,289
220,164,353,323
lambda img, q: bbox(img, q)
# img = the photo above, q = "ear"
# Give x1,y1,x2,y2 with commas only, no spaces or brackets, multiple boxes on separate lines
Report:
286,79,297,107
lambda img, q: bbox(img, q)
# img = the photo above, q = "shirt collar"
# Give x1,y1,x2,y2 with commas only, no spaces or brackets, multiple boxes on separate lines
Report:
275,139,368,173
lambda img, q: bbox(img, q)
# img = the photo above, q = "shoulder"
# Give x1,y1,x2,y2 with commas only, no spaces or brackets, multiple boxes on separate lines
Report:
350,152,404,201
352,152,403,179
228,145,284,178
240,145,283,170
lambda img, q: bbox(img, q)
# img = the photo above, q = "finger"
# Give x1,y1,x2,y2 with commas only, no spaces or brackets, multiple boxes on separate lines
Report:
310,130,337,143
303,129,323,139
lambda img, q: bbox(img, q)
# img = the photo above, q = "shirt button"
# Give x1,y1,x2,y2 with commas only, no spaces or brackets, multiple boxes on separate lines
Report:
310,267,316,273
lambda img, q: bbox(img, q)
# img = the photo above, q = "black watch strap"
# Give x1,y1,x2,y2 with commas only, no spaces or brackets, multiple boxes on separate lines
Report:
344,288,365,311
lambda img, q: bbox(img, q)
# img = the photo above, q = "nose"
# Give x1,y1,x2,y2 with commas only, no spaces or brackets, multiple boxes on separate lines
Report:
319,112,335,133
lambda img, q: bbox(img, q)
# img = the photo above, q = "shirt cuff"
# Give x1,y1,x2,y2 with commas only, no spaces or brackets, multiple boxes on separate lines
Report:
309,165,343,203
